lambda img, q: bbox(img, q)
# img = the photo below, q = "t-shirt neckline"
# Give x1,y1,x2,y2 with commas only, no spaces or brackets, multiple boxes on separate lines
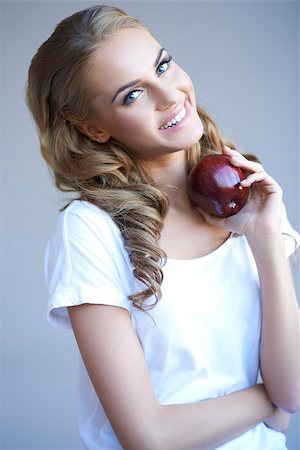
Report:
165,232,235,265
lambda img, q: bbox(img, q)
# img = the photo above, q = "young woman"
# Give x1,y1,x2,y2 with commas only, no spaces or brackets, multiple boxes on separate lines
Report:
26,4,300,449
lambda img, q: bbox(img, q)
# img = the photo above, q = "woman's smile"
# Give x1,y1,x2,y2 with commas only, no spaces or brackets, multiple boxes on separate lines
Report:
159,103,187,130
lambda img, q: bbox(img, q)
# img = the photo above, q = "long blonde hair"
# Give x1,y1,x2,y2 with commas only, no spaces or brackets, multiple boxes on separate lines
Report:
27,4,232,311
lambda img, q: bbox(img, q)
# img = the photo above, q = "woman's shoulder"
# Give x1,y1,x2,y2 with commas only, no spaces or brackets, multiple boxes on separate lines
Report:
47,199,127,269
280,203,300,257
56,199,122,242
60,199,117,225
46,200,133,329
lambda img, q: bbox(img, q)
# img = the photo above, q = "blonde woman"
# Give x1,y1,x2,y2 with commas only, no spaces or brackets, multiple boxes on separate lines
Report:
27,4,299,449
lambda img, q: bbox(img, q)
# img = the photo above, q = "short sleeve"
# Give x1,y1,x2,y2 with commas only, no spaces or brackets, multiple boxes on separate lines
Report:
281,203,300,257
45,201,134,329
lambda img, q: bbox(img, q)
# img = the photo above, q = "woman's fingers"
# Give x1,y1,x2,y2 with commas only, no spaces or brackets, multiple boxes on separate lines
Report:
223,145,282,194
223,145,263,174
240,170,267,188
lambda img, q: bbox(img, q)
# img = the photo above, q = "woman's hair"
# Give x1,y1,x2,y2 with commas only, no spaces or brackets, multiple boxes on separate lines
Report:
26,4,234,311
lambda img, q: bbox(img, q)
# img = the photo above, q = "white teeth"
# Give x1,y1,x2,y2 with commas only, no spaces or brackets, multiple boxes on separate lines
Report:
160,106,186,130
180,108,186,119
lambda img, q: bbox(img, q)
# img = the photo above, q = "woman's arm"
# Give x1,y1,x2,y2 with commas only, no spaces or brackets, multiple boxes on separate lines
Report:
200,146,300,414
238,150,300,413
69,303,278,450
247,231,300,413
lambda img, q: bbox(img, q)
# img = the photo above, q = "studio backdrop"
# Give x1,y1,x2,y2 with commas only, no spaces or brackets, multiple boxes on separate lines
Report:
1,1,299,449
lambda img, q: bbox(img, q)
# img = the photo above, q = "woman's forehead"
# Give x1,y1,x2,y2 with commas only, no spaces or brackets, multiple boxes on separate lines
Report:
96,28,160,66
86,28,162,100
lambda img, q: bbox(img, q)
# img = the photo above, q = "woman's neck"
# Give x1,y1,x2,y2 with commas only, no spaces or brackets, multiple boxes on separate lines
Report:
142,149,187,194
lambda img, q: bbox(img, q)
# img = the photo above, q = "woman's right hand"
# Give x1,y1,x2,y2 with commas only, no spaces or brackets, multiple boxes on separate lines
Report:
264,407,291,433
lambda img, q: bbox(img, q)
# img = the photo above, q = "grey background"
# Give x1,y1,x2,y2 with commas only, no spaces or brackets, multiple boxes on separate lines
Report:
1,0,299,449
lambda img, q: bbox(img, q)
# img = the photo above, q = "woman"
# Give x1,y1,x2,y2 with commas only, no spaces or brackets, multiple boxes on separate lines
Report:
26,4,300,449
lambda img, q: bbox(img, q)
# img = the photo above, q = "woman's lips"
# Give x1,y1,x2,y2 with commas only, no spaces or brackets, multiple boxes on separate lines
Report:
159,102,188,131
159,102,186,129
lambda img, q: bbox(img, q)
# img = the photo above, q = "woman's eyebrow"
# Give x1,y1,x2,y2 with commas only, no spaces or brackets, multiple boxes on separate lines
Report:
154,47,166,67
111,79,141,103
111,47,166,103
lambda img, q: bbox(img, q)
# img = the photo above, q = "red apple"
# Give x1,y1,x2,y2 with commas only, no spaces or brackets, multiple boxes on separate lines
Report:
187,154,249,218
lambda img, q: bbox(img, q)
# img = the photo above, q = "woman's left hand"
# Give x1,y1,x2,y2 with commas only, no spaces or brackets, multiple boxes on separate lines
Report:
198,146,283,237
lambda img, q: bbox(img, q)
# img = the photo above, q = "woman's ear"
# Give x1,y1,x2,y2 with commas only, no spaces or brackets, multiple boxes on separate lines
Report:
75,123,110,143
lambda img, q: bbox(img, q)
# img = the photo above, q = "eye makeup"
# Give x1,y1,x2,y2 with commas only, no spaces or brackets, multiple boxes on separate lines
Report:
111,47,171,104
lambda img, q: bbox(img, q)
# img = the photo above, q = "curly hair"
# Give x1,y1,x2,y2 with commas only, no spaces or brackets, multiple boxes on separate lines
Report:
26,4,235,311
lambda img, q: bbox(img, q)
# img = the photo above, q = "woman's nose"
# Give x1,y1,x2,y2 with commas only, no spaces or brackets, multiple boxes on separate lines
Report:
153,82,179,111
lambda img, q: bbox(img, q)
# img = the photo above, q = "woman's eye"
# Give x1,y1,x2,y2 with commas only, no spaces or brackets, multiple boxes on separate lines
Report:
156,56,173,76
122,89,143,105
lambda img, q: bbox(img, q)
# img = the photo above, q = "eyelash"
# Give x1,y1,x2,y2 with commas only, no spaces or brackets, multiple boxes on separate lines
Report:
122,89,143,105
122,55,173,105
156,55,173,76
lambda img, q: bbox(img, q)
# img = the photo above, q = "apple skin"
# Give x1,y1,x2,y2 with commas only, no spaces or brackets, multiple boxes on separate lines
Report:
187,154,249,218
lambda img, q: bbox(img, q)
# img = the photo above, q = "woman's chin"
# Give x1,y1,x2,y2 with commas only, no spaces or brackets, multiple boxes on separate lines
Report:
184,126,204,149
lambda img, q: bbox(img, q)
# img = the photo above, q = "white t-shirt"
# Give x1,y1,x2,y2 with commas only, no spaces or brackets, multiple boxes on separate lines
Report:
45,200,299,450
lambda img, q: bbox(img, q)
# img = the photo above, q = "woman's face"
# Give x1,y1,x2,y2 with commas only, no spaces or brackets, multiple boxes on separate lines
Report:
85,27,203,161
